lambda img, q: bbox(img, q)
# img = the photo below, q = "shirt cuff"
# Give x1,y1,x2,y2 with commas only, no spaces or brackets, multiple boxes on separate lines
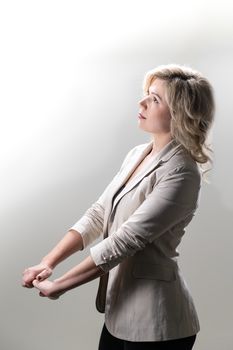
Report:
90,237,119,273
69,219,91,250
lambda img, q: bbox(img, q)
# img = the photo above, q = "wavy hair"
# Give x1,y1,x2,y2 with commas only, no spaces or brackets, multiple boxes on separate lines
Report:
142,63,215,183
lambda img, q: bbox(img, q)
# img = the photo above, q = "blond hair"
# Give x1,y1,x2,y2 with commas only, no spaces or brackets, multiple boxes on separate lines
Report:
142,63,215,183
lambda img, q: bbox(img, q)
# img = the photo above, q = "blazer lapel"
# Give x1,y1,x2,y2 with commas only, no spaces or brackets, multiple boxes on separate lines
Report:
103,138,183,238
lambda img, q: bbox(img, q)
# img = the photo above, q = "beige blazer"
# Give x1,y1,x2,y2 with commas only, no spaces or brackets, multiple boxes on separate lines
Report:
69,138,201,341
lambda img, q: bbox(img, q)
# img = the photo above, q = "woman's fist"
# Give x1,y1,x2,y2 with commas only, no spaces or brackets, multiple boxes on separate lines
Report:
22,263,53,288
32,279,65,300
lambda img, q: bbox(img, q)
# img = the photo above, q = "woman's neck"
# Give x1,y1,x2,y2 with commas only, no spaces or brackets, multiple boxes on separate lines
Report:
149,133,172,154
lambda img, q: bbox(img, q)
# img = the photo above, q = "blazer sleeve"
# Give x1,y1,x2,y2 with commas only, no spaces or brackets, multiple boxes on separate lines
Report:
68,145,138,250
90,163,201,272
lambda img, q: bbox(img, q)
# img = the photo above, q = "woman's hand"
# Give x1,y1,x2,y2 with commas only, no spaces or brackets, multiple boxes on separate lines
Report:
23,255,103,300
32,279,65,300
22,262,53,288
21,230,85,290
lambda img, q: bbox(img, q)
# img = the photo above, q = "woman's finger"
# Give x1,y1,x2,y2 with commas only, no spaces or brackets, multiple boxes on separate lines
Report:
32,279,40,288
36,268,52,282
33,281,48,297
22,270,36,286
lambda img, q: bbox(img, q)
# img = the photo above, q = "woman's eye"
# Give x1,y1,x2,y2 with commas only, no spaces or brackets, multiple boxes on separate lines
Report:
142,92,158,103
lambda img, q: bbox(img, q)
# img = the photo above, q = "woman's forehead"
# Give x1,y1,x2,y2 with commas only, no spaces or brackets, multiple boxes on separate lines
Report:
149,79,167,98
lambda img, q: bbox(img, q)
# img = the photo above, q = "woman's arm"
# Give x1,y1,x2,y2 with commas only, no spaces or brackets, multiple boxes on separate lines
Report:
22,145,137,290
40,229,84,269
32,255,105,299
67,145,138,250
22,230,84,287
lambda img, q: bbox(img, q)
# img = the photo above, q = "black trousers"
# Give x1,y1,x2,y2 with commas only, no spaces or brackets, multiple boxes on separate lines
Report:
98,323,197,350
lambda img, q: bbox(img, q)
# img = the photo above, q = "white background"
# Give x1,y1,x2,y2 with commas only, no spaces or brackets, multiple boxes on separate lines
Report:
0,1,232,349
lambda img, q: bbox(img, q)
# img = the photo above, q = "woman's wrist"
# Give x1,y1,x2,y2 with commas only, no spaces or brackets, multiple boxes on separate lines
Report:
52,279,67,295
40,257,56,270
53,275,79,293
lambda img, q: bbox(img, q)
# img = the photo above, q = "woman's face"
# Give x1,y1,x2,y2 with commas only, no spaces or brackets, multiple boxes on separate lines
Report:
138,78,171,135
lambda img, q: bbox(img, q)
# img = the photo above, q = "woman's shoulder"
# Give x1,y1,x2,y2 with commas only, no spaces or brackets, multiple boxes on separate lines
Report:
125,141,201,179
161,147,202,185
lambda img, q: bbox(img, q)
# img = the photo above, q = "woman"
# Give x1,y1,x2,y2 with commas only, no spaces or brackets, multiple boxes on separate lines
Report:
22,63,215,349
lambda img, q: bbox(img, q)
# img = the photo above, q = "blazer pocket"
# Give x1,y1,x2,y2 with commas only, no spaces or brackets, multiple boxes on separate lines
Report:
132,262,177,281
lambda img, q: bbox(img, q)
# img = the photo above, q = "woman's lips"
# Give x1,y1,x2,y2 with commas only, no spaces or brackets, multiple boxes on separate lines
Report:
138,113,146,119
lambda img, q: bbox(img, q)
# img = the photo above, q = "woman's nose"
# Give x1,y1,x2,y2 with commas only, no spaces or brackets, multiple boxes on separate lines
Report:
138,97,147,108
